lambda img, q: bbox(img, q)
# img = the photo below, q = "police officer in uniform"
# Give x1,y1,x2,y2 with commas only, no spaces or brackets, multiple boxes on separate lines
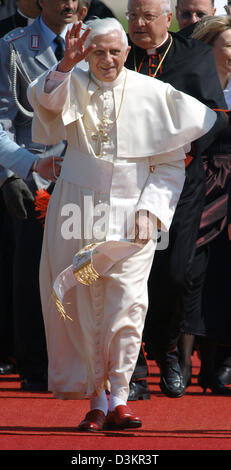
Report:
0,0,79,391
0,0,41,377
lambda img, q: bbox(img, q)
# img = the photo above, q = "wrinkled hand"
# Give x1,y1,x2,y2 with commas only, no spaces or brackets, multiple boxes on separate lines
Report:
133,211,156,245
2,175,34,220
57,22,96,73
35,156,63,182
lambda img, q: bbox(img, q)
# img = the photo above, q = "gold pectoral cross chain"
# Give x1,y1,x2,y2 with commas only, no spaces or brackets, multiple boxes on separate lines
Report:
84,70,128,157
91,127,110,156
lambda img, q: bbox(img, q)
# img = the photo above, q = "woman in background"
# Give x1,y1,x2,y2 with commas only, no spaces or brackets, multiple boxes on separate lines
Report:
179,15,231,394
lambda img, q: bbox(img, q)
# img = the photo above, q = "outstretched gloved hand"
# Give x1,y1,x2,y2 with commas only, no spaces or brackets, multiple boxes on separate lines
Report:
2,175,34,220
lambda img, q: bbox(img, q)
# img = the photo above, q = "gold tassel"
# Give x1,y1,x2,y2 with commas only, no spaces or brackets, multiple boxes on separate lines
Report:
73,260,99,286
52,289,73,322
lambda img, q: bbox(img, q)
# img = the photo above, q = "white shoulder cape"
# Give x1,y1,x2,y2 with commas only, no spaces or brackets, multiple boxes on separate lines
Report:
28,67,216,159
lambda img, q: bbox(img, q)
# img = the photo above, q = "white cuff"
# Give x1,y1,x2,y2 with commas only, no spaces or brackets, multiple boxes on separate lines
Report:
49,66,72,81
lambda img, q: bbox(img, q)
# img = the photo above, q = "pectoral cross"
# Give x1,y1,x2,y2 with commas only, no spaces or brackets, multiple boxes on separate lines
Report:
91,128,110,157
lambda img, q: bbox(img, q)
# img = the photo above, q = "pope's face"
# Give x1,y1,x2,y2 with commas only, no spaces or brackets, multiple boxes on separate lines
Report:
39,0,79,31
87,31,131,82
128,0,172,50
176,0,216,30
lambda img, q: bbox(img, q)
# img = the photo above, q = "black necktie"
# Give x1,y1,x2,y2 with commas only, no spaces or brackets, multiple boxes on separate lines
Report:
54,35,64,61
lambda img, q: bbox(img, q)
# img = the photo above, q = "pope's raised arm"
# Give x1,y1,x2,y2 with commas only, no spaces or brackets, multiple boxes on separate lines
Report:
57,22,96,73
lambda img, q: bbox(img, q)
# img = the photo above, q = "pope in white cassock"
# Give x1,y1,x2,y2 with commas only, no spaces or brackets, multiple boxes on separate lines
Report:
27,18,216,432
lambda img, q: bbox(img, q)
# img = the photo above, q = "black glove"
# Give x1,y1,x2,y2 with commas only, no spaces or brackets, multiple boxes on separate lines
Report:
1,175,34,220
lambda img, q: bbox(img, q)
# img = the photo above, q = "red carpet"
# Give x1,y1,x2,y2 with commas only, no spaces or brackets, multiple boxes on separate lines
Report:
0,352,231,454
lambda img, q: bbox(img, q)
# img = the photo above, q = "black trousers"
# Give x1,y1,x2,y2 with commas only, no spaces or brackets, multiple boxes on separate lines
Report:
0,193,14,361
188,228,231,343
181,245,210,337
9,198,47,380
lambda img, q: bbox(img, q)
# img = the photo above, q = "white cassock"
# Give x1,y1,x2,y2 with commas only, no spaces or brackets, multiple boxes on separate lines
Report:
27,66,216,401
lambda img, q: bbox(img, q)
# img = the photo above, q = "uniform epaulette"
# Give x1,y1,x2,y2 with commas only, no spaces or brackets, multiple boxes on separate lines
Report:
3,27,27,43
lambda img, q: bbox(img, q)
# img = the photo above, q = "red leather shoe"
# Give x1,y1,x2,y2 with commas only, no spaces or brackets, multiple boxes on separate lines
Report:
78,409,106,432
105,405,142,429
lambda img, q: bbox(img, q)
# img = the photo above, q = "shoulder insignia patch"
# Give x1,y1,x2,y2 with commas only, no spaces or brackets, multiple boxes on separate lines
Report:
3,27,27,43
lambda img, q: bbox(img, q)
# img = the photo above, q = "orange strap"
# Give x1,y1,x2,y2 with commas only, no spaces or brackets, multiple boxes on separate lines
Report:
185,153,193,167
212,108,230,120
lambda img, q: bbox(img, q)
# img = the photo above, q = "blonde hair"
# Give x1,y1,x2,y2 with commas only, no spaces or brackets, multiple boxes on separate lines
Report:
192,15,231,45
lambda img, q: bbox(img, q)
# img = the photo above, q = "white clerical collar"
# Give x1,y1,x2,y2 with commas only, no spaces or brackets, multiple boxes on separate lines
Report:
90,68,126,89
146,33,169,55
